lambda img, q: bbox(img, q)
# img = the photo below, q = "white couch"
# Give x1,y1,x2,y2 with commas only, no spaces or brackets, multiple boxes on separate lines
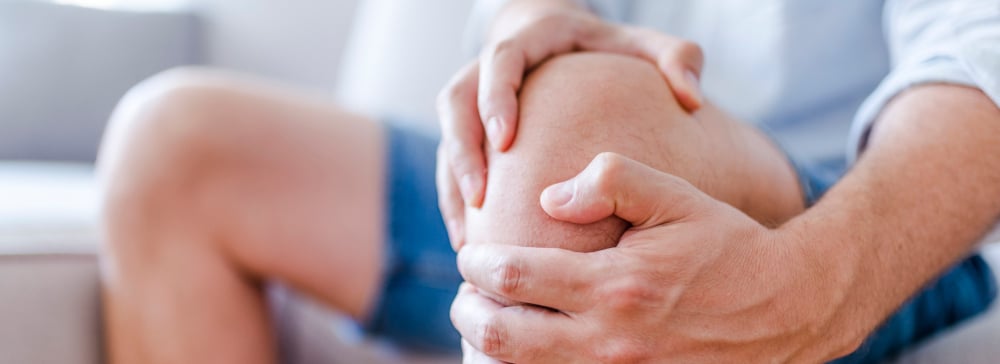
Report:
0,1,997,363
0,1,463,363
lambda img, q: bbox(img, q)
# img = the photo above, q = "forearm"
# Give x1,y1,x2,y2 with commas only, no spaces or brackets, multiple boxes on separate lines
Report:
786,84,1000,359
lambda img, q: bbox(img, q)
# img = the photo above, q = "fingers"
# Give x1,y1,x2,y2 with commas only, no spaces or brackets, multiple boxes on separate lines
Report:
451,283,575,363
477,41,521,151
580,24,705,111
438,62,490,250
478,14,577,152
436,145,467,251
462,339,506,364
540,152,712,228
441,10,707,249
476,10,706,155
626,27,704,111
456,244,600,312
437,61,488,211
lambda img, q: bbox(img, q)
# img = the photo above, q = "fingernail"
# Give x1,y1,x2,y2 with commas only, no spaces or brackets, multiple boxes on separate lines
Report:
486,116,503,149
459,173,483,205
543,180,574,207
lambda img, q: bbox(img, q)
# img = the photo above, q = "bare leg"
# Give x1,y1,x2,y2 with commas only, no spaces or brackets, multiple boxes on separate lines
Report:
99,68,386,363
465,52,804,254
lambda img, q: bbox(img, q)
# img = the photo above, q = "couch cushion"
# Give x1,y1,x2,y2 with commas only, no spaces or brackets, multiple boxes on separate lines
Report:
0,162,99,254
0,2,200,162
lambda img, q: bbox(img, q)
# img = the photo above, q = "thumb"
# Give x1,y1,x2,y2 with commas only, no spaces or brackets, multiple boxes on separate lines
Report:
539,152,709,228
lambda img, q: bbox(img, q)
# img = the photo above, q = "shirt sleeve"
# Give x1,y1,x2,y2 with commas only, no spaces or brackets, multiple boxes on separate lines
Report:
848,0,1000,162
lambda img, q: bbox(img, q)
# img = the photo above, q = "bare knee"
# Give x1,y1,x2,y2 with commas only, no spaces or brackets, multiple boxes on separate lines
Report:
98,67,381,279
465,52,803,254
98,67,239,260
101,66,239,169
464,52,707,252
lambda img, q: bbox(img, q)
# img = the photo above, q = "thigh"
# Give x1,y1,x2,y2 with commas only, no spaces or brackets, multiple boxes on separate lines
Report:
191,87,461,351
172,72,462,352
103,68,388,317
104,68,460,353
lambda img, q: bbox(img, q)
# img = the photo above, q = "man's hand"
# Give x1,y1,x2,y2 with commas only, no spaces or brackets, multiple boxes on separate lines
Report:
436,2,705,250
450,153,851,363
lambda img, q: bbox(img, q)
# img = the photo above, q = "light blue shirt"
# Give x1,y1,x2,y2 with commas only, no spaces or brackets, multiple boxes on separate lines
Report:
467,0,1000,165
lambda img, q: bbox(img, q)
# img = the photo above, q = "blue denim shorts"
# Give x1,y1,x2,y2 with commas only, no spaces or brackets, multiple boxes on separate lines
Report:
365,123,997,362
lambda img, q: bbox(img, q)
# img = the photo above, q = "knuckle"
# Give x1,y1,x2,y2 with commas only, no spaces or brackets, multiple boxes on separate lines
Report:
477,315,507,357
594,339,648,364
534,10,574,29
445,139,467,159
675,39,702,55
591,152,628,192
593,152,628,172
446,141,478,174
488,38,518,60
437,81,466,110
670,40,704,65
492,256,524,297
655,39,704,72
601,275,653,312
437,65,477,112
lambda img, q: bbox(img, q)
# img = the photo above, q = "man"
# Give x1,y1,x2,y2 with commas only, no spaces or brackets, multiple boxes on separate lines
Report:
97,1,999,364
442,0,1000,362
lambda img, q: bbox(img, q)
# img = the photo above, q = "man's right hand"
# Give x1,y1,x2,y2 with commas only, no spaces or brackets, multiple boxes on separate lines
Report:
436,1,706,250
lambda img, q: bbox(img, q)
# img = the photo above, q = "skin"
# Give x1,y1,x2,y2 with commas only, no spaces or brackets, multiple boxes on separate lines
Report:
98,0,1000,362
463,51,802,253
98,2,716,361
437,0,706,250
462,52,803,309
98,69,386,363
453,83,1000,363
442,0,1000,362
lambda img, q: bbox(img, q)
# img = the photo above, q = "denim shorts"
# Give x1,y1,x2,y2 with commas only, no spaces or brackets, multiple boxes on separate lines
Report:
364,123,997,362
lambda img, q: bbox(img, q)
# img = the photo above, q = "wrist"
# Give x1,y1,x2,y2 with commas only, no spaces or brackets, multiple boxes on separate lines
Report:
776,222,869,362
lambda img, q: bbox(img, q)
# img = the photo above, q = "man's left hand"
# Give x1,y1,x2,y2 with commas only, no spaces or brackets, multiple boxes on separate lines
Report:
451,152,855,363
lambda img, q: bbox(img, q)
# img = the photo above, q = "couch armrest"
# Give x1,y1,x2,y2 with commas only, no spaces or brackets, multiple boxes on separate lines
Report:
0,161,102,363
0,251,102,364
